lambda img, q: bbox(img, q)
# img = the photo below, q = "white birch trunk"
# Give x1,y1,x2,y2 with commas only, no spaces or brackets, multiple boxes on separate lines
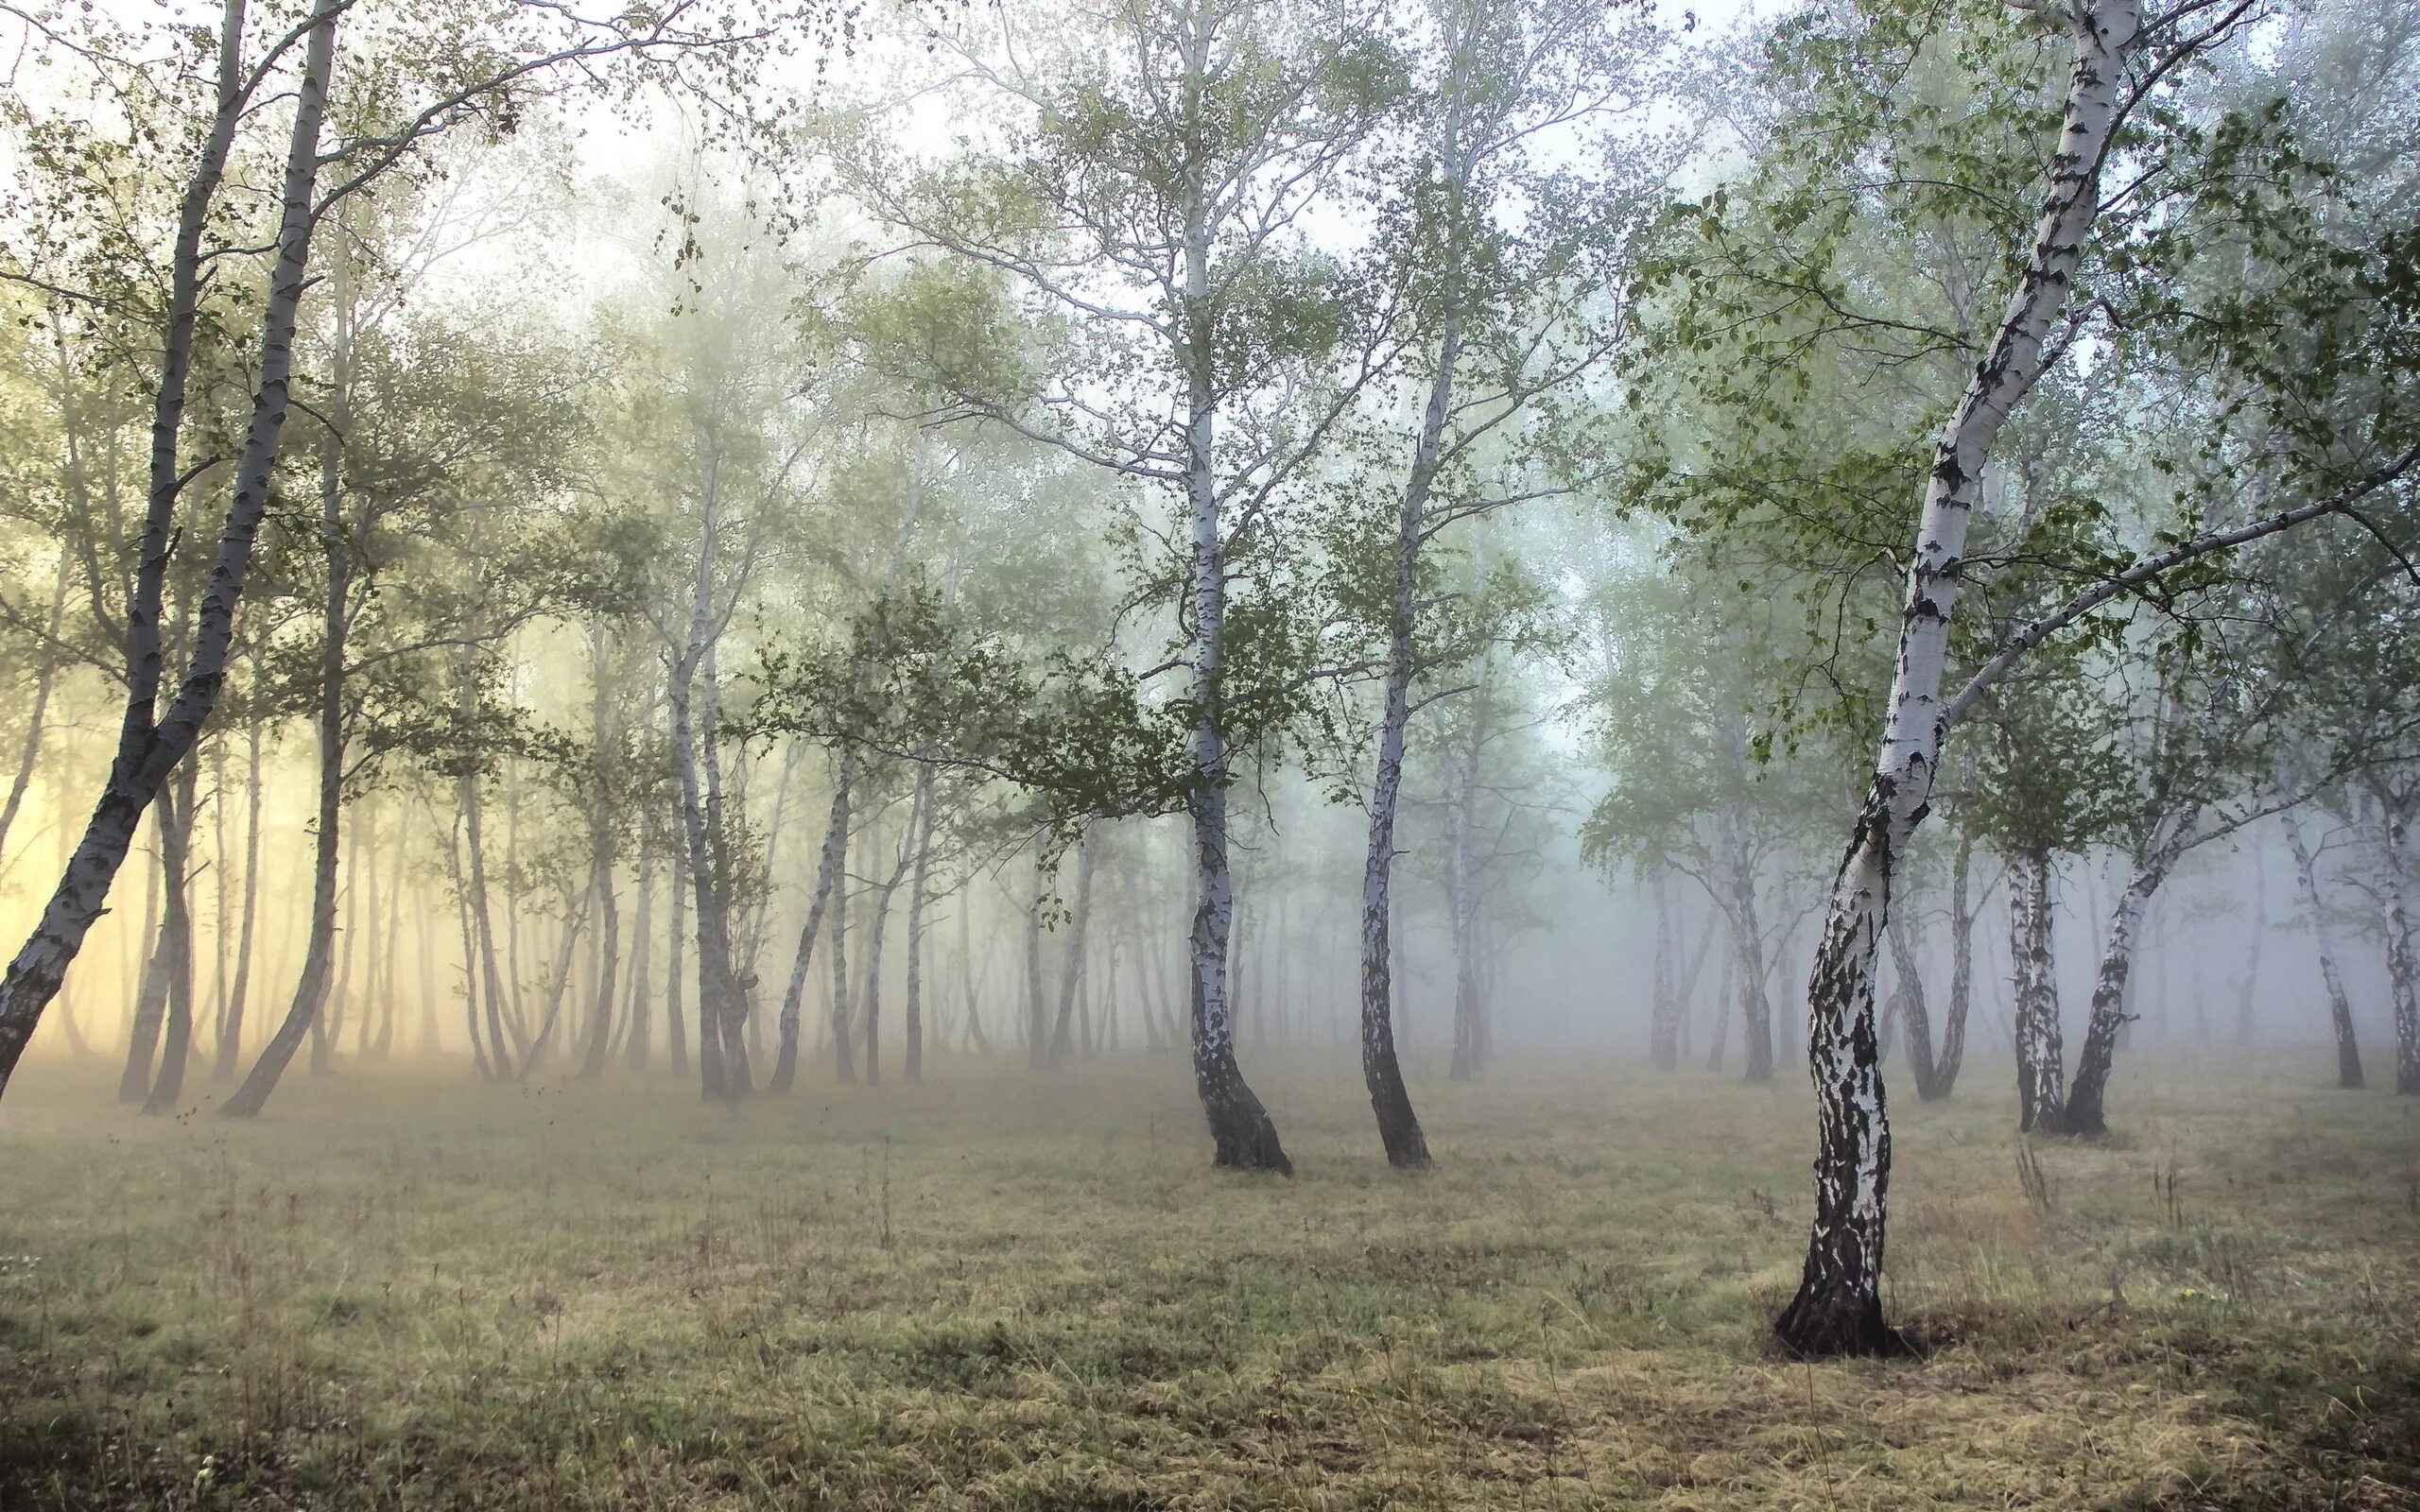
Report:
1775,0,2141,1355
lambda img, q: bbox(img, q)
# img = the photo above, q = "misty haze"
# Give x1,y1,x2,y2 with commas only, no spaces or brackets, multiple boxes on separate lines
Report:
1,0,2416,1504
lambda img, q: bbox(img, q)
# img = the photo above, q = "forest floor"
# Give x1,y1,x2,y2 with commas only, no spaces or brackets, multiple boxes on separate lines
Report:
0,1050,2416,1510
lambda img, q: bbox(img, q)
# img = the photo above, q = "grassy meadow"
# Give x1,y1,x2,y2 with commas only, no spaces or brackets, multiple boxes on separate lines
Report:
0,1052,2415,1509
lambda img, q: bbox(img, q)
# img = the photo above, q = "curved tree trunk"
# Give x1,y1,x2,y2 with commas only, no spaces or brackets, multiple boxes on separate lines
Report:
2279,807,2361,1088
2058,823,2180,1137
1775,0,2139,1356
222,358,356,1117
773,756,850,1092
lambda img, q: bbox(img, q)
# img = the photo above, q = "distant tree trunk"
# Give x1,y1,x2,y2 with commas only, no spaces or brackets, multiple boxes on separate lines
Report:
664,830,689,1076
416,875,441,1057
1446,730,1485,1082
118,799,172,1104
1025,845,1050,1071
516,897,588,1080
2011,847,2066,1133
829,816,855,1083
139,765,200,1113
349,817,378,1058
2234,843,2264,1047
447,831,493,1081
669,476,752,1101
1650,877,1679,1071
371,826,403,1058
960,896,994,1057
0,544,71,864
214,715,264,1078
315,816,362,1075
904,764,935,1084
1939,831,1976,1096
1719,807,1774,1084
462,764,519,1079
1887,916,1933,1092
1705,941,1734,1073
2279,806,2361,1089
1047,828,1098,1070
624,826,656,1072
773,754,850,1092
207,738,233,1064
859,810,921,1090
578,621,621,1083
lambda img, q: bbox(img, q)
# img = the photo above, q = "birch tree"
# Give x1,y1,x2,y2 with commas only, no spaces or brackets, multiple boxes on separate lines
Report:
856,0,1406,1171
1340,0,1656,1165
1631,0,2416,1352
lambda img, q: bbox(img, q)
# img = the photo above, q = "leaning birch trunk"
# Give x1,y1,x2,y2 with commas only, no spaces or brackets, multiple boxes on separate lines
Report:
2010,847,2066,1133
2060,818,2185,1136
2375,799,2419,1095
1355,74,1471,1156
1172,13,1286,1174
772,753,851,1092
0,0,341,1099
2279,806,2361,1089
1773,0,2139,1356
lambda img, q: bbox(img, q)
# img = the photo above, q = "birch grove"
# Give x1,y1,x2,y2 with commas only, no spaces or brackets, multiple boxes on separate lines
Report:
0,0,2413,1413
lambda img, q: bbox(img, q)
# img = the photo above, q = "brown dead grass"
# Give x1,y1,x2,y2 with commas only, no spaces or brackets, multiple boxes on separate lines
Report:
0,1048,2415,1509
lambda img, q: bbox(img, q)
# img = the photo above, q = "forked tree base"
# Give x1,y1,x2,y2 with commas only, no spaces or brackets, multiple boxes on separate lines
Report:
1772,1283,1909,1360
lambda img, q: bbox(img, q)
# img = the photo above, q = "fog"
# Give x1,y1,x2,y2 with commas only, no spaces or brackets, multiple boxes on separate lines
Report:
1,2,2417,1497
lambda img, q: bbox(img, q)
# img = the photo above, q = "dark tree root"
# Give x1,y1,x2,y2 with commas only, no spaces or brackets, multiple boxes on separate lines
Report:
1206,1096,1293,1176
1772,1284,1912,1360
